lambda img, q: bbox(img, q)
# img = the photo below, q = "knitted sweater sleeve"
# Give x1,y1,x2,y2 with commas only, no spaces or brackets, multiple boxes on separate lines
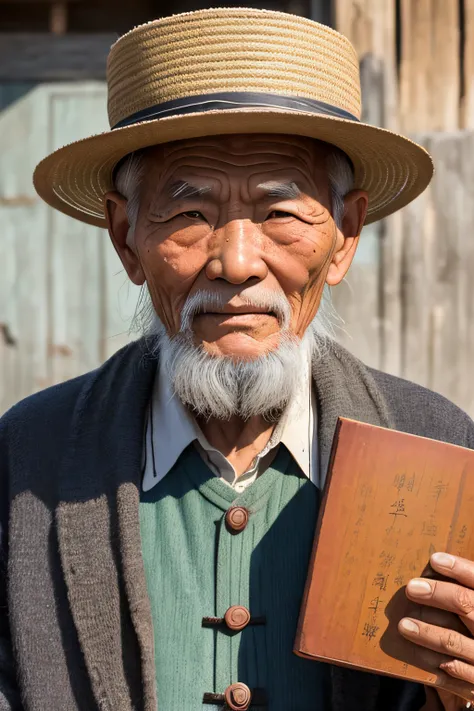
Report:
0,416,25,711
368,368,474,450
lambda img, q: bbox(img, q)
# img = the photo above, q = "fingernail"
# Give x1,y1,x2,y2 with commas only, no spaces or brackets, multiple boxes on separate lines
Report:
439,661,453,671
431,552,455,569
400,619,419,634
407,579,432,596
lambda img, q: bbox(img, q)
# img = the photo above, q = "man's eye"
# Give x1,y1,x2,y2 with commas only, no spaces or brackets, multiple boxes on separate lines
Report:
266,210,294,220
180,210,205,220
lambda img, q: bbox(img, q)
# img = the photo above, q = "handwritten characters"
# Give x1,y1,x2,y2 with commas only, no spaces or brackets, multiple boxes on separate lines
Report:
359,470,465,650
361,475,416,643
421,519,438,537
368,596,384,614
362,597,383,643
372,572,389,591
379,551,395,570
393,473,416,494
362,622,379,641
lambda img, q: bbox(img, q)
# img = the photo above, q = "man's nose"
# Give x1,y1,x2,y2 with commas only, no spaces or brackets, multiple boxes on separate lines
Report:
205,219,268,284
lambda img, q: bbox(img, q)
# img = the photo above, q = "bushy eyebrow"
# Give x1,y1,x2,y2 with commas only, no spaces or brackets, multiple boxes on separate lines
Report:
257,181,301,200
166,180,212,200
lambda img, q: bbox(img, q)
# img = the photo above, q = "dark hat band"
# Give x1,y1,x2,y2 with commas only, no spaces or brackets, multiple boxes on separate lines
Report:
111,91,360,130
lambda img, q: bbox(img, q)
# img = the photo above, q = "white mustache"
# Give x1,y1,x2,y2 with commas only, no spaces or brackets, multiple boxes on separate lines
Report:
180,288,292,332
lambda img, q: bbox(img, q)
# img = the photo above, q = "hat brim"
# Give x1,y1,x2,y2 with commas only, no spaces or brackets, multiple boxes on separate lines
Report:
33,107,433,227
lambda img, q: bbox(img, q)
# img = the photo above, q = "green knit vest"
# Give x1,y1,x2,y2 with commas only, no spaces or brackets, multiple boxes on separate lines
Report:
140,445,329,710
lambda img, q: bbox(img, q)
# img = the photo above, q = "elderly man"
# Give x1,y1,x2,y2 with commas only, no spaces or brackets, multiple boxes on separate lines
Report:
1,7,473,711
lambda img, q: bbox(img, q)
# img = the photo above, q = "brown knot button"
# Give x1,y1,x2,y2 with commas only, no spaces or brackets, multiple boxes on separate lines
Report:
224,683,252,710
225,506,249,533
224,605,251,631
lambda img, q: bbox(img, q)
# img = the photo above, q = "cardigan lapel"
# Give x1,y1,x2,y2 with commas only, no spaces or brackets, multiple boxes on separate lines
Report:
312,338,395,711
312,338,395,482
56,341,158,711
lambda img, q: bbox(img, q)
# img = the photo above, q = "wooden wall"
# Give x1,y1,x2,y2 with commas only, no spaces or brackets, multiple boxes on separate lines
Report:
335,0,474,133
1,78,474,418
333,130,474,418
333,0,474,419
0,83,140,414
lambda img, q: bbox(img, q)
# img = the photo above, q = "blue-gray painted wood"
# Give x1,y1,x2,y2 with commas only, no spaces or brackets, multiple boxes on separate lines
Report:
0,82,37,112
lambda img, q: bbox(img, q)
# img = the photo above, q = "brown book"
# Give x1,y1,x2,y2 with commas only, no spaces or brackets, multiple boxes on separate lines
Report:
294,418,474,686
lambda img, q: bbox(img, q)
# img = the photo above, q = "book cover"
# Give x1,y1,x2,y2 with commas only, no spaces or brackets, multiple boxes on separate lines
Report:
294,418,474,686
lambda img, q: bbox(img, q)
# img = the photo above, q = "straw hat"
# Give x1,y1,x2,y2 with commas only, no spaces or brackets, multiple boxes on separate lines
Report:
33,7,433,227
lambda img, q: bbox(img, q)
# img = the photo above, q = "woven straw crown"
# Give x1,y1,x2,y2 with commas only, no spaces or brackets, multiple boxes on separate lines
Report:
33,7,433,227
106,8,361,129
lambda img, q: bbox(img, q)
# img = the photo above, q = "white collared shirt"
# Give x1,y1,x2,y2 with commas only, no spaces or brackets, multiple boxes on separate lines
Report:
142,345,319,493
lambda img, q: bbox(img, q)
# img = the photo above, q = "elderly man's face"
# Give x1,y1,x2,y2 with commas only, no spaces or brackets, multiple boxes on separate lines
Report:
106,134,367,360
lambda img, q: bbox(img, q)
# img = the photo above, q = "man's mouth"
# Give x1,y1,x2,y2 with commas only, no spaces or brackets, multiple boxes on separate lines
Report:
181,292,288,332
198,305,275,316
194,309,279,325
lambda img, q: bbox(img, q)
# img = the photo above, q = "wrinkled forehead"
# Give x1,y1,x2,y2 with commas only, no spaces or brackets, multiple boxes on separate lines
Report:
141,133,332,187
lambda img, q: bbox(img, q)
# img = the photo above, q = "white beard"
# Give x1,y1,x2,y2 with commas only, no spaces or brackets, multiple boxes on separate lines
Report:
158,327,321,421
137,286,338,421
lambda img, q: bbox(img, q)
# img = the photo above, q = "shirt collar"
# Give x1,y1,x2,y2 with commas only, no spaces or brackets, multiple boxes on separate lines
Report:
142,343,317,492
142,356,197,492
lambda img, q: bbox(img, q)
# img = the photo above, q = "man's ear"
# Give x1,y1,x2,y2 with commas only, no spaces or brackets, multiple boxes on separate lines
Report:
104,191,146,286
326,189,368,286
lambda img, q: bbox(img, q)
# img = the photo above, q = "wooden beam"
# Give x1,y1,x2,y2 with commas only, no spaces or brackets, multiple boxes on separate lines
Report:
0,33,115,80
50,2,68,34
0,0,80,3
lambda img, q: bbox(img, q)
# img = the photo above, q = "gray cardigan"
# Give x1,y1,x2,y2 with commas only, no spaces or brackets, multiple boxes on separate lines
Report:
0,338,473,711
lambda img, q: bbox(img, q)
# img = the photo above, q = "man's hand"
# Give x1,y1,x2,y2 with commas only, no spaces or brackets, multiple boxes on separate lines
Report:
398,552,474,708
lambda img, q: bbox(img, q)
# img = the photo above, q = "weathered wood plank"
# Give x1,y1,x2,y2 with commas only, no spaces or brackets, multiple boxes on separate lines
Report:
333,0,399,370
380,211,403,376
399,0,432,132
47,87,108,383
0,82,112,412
431,0,460,130
398,141,434,388
101,235,141,362
334,0,371,57
0,33,115,80
454,131,474,415
0,211,20,413
399,0,459,131
0,86,52,412
462,0,474,128
425,134,463,404
397,132,473,414
331,222,381,369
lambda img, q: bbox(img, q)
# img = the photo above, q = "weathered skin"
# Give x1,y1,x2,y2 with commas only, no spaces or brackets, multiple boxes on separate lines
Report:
105,134,367,360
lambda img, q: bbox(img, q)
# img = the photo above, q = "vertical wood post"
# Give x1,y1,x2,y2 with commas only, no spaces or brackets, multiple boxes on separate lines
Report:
333,0,399,372
399,0,459,132
462,0,474,127
50,2,68,35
